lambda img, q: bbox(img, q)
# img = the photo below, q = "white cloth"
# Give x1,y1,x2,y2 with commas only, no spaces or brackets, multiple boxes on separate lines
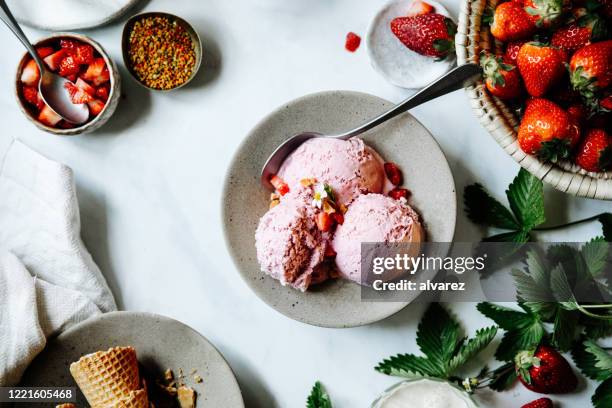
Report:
7,0,134,30
0,140,116,386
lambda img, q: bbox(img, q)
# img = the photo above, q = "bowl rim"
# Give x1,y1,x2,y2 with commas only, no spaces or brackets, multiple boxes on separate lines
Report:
370,378,479,407
121,11,203,92
14,32,119,136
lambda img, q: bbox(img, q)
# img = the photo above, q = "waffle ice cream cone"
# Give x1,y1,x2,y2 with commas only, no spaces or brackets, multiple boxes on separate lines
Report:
108,389,150,408
70,346,141,407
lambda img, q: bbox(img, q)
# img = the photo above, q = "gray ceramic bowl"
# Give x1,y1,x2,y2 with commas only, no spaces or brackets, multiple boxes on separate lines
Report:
19,311,245,408
222,91,457,328
15,33,121,136
121,12,202,91
371,378,479,407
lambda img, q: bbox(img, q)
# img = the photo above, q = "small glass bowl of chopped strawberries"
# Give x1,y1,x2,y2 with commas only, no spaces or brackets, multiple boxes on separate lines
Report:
15,33,121,135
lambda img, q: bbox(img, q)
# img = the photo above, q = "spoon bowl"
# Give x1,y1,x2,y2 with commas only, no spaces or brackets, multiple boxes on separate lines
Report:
39,70,89,124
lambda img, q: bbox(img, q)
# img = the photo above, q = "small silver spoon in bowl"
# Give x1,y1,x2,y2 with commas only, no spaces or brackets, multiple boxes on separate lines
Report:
261,63,482,191
0,0,89,124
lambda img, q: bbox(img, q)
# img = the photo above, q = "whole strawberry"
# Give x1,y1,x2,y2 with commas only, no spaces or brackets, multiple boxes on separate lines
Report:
524,0,567,27
551,13,607,54
481,53,523,100
390,13,456,58
515,345,578,394
521,398,553,408
517,43,567,97
504,40,527,64
575,128,612,172
518,98,578,161
570,40,612,109
491,2,537,42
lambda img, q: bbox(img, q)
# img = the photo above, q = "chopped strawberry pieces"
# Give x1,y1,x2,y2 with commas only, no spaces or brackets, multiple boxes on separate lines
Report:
87,99,105,116
407,0,435,16
316,212,334,232
74,45,94,65
20,59,40,86
22,86,44,110
43,49,67,72
389,188,410,200
270,175,290,196
75,78,96,97
345,32,361,52
96,84,110,101
59,55,81,77
38,105,62,126
65,82,94,104
36,46,55,58
332,212,344,225
384,162,403,185
60,39,79,51
82,58,110,86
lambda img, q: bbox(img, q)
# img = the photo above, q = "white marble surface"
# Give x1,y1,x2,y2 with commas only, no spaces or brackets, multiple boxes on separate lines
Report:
0,0,609,406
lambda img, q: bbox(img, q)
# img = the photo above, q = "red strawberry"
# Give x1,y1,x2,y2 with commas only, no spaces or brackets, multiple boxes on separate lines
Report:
60,39,79,51
601,94,612,110
75,78,96,97
521,398,553,408
59,55,81,77
551,10,607,54
82,58,110,86
38,105,62,127
74,44,94,65
518,98,577,161
517,43,567,97
20,59,40,86
504,41,527,64
390,13,456,59
515,345,578,394
95,85,110,102
332,212,344,225
407,0,435,16
569,40,612,109
43,49,67,72
575,128,612,172
481,53,523,100
36,46,55,58
316,212,334,232
345,32,361,52
490,2,536,42
567,103,587,125
384,162,403,185
524,0,567,27
64,82,94,104
22,86,44,110
270,175,290,196
87,99,105,116
389,188,410,200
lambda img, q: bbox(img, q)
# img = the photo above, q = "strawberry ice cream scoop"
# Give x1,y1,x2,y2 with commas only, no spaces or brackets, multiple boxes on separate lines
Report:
277,137,386,205
255,186,330,291
332,194,422,284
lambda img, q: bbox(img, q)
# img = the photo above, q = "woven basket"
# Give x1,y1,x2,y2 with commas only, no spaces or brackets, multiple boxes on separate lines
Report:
456,0,612,200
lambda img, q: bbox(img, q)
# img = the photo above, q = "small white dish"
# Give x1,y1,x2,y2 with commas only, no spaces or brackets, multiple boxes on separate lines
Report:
367,0,456,89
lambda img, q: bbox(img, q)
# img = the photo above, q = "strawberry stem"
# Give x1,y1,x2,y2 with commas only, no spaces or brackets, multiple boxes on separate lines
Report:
532,213,606,231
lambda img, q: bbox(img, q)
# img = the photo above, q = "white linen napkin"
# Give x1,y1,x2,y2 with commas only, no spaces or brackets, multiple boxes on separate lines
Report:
0,140,116,386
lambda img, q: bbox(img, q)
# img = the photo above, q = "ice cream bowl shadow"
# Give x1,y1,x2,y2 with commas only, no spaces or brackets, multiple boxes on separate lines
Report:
15,33,121,136
371,378,479,408
121,12,202,91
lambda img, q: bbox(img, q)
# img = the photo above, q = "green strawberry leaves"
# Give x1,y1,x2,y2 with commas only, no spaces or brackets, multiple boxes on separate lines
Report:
306,381,333,408
572,340,612,408
376,304,497,380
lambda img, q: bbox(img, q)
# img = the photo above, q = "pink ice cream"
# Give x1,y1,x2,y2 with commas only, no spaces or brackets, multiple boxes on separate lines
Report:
278,137,386,205
255,185,330,291
332,193,423,284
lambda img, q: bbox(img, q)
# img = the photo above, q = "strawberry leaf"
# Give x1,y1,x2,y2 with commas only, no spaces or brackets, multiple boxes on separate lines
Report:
593,378,612,408
416,303,460,372
572,339,612,381
552,308,579,351
537,138,572,162
464,183,521,229
375,354,445,378
477,303,535,331
307,381,333,408
448,326,498,372
506,169,545,231
599,214,612,241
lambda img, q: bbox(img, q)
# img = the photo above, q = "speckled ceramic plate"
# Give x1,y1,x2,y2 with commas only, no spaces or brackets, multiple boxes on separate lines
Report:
222,91,456,328
367,0,455,89
19,311,244,408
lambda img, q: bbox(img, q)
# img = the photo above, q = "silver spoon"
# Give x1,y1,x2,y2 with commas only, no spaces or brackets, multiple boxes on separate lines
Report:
261,63,482,190
0,0,89,124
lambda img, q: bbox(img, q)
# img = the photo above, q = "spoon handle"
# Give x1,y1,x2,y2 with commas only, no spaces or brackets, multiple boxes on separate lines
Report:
0,0,45,70
334,63,482,140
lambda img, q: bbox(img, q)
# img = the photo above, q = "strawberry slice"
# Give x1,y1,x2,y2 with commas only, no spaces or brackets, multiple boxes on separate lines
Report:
22,86,44,110
270,175,290,196
389,188,410,200
82,58,110,86
332,212,344,225
59,55,81,77
345,32,361,52
95,84,110,101
384,162,403,185
407,0,435,16
316,212,334,232
38,105,62,126
74,45,94,65
43,49,67,72
36,46,55,58
64,82,94,104
75,78,96,97
87,99,105,116
20,59,40,86
60,39,79,51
